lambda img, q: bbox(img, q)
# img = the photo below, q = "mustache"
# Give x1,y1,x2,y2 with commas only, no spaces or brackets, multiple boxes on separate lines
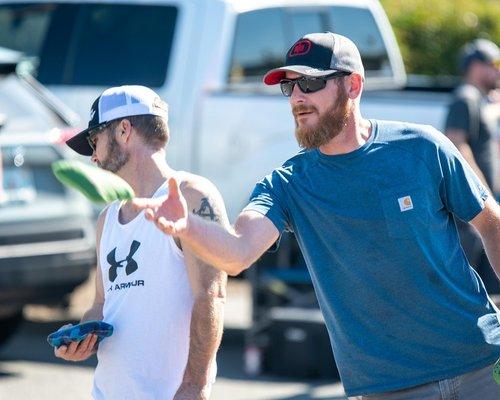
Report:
292,104,317,117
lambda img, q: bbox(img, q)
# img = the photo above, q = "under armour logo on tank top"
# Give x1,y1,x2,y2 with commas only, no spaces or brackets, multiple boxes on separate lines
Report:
107,240,141,282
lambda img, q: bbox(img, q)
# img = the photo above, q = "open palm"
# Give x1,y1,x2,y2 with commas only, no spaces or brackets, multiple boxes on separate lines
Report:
133,177,188,236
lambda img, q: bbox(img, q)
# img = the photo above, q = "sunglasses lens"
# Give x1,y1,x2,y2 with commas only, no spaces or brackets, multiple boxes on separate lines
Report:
280,80,294,97
280,75,337,96
299,78,326,94
87,135,95,150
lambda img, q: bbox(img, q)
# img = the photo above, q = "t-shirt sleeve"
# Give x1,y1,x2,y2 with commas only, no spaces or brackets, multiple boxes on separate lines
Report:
243,171,290,233
444,98,470,135
436,130,489,222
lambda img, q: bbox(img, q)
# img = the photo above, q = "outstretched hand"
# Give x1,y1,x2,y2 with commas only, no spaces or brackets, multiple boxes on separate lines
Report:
132,177,189,236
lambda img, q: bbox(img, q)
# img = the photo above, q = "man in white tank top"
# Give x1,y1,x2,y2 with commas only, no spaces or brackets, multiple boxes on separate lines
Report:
54,86,228,400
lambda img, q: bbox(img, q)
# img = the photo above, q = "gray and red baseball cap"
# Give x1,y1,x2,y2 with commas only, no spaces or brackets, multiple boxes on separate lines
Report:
263,32,364,85
66,85,169,156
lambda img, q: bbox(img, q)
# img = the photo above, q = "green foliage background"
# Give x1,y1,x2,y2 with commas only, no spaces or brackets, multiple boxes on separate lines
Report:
380,0,500,76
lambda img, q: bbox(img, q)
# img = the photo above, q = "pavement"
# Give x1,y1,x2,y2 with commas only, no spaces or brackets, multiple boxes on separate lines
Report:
0,274,346,400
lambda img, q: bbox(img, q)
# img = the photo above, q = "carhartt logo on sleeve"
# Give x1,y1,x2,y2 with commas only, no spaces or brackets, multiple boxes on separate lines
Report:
398,196,414,212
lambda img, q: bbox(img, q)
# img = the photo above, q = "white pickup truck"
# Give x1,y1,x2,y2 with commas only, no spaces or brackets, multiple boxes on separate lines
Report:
0,0,457,377
0,0,452,220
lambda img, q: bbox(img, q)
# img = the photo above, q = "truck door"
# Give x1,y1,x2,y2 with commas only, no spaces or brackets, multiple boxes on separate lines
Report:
0,1,196,170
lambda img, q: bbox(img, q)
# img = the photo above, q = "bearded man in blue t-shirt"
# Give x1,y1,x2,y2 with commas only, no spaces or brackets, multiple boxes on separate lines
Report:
134,32,500,399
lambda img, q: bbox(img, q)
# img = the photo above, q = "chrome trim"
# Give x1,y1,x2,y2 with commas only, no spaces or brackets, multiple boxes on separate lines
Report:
0,239,94,259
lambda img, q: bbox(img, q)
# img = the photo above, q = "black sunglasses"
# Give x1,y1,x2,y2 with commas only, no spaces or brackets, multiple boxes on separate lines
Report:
87,119,134,152
87,121,111,152
279,71,351,97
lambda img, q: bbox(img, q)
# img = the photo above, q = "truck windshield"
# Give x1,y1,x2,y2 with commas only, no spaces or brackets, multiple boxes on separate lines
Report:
230,6,393,84
0,3,178,87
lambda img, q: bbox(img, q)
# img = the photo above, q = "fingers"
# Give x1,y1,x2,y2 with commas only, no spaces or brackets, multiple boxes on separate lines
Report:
76,334,97,355
145,208,156,221
156,216,176,235
131,195,166,211
144,205,175,234
67,339,80,354
146,209,173,234
54,344,68,358
53,323,73,358
89,334,99,352
132,178,181,211
54,334,98,362
54,342,77,360
168,177,181,199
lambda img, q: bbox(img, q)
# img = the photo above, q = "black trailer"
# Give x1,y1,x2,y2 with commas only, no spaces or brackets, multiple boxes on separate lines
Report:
244,232,339,379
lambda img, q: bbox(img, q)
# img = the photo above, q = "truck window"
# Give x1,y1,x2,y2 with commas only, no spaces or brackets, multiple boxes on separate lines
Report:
229,8,287,84
328,7,392,77
288,11,324,43
0,3,178,87
229,5,392,84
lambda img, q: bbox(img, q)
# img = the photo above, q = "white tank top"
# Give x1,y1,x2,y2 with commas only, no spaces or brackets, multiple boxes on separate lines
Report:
92,181,195,400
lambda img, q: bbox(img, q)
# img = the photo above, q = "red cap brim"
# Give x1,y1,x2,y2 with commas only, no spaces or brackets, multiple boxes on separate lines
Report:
263,66,339,85
263,69,287,85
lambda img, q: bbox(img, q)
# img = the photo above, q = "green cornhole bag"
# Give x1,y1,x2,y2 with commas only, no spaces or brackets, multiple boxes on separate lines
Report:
52,160,135,203
494,358,500,385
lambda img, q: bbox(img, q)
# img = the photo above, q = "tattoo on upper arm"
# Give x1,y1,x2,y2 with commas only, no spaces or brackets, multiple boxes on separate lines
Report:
193,197,219,222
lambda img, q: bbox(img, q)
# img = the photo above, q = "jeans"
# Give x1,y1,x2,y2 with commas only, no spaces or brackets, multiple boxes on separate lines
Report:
349,363,500,400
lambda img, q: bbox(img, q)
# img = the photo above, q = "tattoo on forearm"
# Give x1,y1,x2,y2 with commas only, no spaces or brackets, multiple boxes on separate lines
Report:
193,197,219,222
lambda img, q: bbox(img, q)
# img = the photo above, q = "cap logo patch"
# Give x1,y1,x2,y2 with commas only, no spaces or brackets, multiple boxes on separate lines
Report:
289,40,312,57
153,96,167,112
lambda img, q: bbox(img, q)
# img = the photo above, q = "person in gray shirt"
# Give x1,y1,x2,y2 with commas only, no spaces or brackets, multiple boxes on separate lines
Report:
445,38,500,296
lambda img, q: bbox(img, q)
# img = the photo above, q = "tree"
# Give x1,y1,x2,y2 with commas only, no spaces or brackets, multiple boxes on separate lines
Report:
380,0,500,76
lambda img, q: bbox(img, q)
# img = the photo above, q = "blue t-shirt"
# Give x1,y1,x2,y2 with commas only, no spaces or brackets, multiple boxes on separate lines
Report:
245,119,500,396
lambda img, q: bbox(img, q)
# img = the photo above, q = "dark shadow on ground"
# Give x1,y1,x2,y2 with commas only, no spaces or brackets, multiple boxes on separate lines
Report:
0,319,96,368
0,369,17,379
0,319,346,399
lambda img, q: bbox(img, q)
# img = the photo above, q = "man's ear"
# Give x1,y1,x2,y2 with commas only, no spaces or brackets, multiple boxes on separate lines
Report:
118,119,133,143
347,73,363,99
